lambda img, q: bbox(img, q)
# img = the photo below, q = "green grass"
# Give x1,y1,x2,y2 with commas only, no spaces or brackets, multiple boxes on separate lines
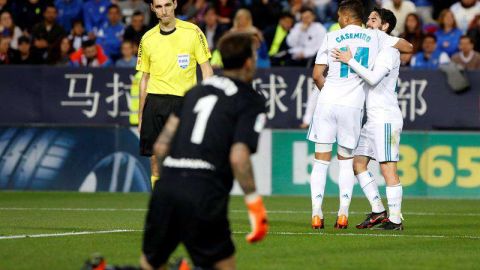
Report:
0,192,479,269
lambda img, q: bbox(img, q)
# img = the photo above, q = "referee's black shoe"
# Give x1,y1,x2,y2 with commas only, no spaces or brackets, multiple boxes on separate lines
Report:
356,211,387,229
373,219,404,231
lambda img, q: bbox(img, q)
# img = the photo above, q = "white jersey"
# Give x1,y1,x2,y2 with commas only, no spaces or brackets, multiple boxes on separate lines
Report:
366,47,403,123
315,25,399,109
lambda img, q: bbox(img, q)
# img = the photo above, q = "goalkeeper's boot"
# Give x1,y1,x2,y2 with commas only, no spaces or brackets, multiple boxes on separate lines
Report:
334,215,348,229
356,210,387,229
169,258,190,270
373,219,404,230
311,215,324,229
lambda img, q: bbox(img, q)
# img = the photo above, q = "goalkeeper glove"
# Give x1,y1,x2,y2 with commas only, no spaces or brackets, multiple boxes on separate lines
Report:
245,193,268,243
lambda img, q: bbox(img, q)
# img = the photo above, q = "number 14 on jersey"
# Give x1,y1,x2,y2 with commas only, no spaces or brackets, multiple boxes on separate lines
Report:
340,47,369,78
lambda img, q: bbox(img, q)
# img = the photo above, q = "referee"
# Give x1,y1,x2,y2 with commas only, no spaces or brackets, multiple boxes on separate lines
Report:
137,0,213,188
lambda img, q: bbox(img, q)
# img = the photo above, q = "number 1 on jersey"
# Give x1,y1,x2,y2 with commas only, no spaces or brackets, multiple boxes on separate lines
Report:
340,47,369,78
191,95,218,144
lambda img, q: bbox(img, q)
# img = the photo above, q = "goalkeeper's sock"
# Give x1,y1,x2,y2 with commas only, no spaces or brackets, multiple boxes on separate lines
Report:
310,159,329,218
150,175,160,189
386,184,403,224
356,171,385,213
338,159,354,217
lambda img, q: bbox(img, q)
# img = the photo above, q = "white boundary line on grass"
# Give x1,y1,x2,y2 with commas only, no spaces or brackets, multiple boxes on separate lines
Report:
1,207,479,217
232,231,480,240
0,229,479,241
0,229,142,240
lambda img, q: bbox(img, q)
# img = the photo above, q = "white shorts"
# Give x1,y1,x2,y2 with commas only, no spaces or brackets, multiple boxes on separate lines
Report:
307,103,363,150
354,121,403,162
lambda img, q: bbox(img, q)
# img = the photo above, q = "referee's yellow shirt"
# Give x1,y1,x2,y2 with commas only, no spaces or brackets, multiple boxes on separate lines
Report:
136,19,211,96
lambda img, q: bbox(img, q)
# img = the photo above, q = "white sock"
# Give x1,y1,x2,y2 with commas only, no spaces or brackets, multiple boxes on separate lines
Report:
310,159,329,218
386,184,403,224
356,171,385,213
337,159,354,217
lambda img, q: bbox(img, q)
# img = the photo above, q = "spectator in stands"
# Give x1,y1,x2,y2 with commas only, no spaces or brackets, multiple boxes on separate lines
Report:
450,0,480,34
411,33,450,68
286,6,326,67
263,12,294,66
123,11,147,48
0,35,14,64
11,0,46,33
70,39,111,67
435,9,462,56
83,0,111,37
199,6,227,51
451,35,480,69
48,36,73,65
118,0,150,25
412,0,434,25
115,40,136,67
68,19,88,51
311,0,337,24
400,13,424,65
215,0,237,26
97,4,124,61
31,5,66,63
289,0,304,21
182,0,210,25
0,0,11,15
0,11,22,49
55,0,83,33
249,0,283,31
467,15,480,52
229,8,270,67
12,36,40,64
382,0,416,36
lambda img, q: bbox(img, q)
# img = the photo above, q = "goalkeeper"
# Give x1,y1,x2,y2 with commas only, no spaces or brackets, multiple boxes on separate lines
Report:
140,32,268,270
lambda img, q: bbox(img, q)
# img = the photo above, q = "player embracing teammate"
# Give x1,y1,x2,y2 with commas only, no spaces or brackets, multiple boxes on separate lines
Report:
307,0,412,230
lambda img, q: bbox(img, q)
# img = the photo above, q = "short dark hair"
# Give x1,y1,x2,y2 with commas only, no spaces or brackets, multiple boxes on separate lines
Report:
108,4,120,12
300,6,315,16
338,0,364,21
132,11,144,17
82,39,96,49
279,12,294,21
18,36,31,45
423,33,437,42
461,35,475,45
373,7,397,34
218,33,254,70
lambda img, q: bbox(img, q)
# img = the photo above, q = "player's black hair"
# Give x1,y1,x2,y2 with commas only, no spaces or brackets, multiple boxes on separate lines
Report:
338,0,364,21
373,7,397,35
218,32,254,70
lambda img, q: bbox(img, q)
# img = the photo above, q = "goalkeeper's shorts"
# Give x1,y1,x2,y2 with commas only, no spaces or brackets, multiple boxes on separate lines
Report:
142,171,235,268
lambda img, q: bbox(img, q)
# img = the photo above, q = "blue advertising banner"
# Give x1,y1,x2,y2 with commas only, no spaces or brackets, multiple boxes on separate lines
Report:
0,126,150,192
1,67,479,129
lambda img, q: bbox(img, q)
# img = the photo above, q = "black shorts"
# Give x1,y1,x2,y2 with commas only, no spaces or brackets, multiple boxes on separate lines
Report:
140,94,183,156
142,173,235,268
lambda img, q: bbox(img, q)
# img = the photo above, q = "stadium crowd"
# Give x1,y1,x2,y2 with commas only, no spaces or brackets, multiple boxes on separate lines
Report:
1,0,480,69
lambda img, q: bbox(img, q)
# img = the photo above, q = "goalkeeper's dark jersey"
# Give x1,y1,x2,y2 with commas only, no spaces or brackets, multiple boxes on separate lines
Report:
161,75,266,193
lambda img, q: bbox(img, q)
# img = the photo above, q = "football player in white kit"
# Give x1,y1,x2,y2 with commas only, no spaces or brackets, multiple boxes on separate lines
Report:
332,7,404,230
307,0,412,229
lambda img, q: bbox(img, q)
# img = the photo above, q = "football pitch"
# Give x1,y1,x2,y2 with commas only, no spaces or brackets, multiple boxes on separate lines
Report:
0,192,479,269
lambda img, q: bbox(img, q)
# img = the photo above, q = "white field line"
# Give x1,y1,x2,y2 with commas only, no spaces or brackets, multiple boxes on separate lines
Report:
232,231,480,240
0,207,479,217
0,229,479,241
0,229,142,240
